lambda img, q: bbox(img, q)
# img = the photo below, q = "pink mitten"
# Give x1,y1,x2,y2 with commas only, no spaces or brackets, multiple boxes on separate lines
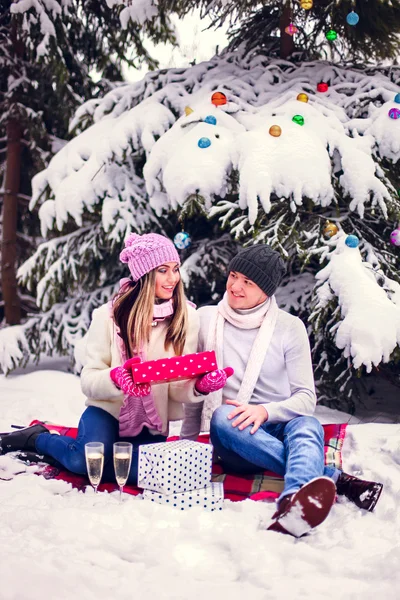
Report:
110,365,151,397
195,367,234,395
123,357,142,371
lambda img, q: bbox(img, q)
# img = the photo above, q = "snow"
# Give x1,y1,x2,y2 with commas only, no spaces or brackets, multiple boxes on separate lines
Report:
1,364,400,599
315,233,400,371
31,58,399,237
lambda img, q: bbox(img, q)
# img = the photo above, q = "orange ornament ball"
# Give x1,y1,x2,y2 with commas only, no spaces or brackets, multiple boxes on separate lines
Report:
211,91,227,106
297,92,309,103
269,125,282,137
285,23,298,35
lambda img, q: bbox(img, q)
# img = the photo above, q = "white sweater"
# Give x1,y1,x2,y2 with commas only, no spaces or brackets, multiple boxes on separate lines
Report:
80,302,200,435
180,304,317,439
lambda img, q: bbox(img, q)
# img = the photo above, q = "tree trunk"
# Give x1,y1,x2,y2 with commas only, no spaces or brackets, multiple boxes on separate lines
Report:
2,118,22,324
280,1,295,59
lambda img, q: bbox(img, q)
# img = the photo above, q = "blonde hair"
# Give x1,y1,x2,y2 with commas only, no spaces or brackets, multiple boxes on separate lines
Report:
112,270,188,358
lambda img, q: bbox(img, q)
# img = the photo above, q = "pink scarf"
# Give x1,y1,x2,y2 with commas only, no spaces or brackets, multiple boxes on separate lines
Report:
111,278,174,437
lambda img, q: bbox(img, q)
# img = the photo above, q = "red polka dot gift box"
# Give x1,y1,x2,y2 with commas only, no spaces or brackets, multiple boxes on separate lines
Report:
138,439,213,495
131,351,217,384
143,481,224,512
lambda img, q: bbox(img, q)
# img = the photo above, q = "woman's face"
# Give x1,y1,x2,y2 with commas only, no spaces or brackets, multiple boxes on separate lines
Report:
155,262,181,300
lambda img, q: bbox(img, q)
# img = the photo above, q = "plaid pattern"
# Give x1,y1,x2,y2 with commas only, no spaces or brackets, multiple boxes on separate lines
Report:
29,420,347,502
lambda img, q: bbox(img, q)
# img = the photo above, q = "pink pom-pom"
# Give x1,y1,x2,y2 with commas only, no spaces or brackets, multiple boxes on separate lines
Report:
120,234,140,263
124,233,141,247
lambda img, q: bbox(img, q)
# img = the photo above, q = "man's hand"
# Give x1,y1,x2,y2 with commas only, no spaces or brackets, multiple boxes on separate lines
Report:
226,400,268,434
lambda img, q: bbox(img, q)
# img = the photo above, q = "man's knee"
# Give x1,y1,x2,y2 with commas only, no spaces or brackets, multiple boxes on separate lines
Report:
287,415,324,437
210,404,232,434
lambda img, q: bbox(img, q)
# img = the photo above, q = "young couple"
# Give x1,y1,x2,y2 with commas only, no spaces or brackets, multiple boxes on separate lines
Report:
0,233,383,537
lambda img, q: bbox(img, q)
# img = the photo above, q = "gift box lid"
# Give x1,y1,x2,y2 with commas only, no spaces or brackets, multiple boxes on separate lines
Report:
131,351,217,384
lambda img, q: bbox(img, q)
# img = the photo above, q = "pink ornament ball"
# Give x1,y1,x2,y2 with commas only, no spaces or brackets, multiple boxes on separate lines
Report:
390,228,400,246
388,108,400,119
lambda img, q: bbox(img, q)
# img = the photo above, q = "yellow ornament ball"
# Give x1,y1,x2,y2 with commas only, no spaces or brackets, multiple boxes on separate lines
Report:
300,0,313,10
297,92,309,103
184,106,194,116
269,125,282,137
323,221,339,239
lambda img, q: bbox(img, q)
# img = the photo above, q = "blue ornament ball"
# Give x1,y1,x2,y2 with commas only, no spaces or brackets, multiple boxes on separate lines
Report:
174,231,192,249
204,115,217,125
346,11,359,26
198,137,211,148
345,234,359,248
395,93,400,104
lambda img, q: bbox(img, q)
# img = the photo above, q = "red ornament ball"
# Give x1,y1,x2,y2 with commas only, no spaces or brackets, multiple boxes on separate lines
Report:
211,92,227,107
317,82,329,93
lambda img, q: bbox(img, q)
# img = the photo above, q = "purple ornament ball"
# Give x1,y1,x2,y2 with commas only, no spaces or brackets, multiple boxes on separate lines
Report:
390,228,400,246
388,108,400,119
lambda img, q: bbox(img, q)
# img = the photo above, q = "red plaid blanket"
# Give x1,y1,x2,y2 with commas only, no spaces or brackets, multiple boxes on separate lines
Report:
30,420,347,502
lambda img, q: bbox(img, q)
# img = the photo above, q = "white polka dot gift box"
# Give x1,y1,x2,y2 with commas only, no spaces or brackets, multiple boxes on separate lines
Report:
143,481,224,512
138,439,213,495
131,351,217,384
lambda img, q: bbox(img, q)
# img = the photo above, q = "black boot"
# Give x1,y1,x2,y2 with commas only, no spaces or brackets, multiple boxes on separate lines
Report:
336,472,383,512
0,424,49,455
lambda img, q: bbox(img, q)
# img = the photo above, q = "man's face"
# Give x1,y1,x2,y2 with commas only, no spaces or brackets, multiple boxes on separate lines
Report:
226,271,268,310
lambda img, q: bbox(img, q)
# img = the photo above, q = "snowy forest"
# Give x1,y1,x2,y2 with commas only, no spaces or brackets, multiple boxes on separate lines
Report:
1,0,400,412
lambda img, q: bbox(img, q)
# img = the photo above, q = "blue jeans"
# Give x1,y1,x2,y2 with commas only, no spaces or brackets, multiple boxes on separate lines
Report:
210,405,340,501
35,406,166,485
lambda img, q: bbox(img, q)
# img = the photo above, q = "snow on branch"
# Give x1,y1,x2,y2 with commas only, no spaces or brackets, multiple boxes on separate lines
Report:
0,285,116,374
34,57,399,238
106,0,160,28
315,233,400,372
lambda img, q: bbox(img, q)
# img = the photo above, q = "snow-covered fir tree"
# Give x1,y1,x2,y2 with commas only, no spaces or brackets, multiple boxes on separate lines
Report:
0,0,177,325
1,1,400,411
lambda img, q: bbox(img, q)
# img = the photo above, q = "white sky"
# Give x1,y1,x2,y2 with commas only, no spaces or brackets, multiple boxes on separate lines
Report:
124,10,229,82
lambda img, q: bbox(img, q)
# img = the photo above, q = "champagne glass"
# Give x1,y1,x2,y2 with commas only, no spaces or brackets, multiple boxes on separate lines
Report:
113,441,133,500
85,442,104,494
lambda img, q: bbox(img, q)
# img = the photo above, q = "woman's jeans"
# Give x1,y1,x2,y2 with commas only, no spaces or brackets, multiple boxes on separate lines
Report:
35,406,166,485
210,405,340,502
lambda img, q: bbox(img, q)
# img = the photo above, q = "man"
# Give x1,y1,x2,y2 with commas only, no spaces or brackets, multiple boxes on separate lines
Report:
181,244,383,537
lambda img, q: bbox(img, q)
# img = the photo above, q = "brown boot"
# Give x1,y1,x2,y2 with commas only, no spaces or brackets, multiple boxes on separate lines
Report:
336,472,383,512
267,476,336,538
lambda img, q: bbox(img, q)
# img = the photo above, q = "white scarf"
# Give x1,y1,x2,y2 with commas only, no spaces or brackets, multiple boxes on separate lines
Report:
201,292,279,432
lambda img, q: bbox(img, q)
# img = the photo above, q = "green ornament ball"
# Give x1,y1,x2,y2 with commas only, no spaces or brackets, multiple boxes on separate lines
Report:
326,29,338,41
292,115,305,126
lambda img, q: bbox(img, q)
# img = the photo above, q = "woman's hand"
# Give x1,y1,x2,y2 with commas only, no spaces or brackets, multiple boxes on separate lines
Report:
110,365,151,397
226,399,268,434
195,367,234,395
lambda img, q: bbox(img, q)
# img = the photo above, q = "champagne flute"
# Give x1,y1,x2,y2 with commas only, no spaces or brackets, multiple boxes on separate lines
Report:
85,442,104,494
113,441,133,500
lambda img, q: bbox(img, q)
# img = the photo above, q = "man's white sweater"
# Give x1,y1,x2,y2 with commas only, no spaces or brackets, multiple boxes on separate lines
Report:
181,303,317,439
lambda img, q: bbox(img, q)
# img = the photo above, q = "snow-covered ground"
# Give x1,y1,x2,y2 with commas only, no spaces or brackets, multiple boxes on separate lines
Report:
1,364,399,600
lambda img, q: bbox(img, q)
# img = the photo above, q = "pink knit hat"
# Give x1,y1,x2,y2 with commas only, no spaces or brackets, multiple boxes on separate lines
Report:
120,233,180,281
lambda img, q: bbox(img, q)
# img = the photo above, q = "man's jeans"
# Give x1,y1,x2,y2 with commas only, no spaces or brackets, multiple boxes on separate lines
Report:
210,405,340,501
35,406,166,485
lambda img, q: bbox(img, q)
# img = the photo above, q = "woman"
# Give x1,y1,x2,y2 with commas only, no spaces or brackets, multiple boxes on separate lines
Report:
0,233,230,485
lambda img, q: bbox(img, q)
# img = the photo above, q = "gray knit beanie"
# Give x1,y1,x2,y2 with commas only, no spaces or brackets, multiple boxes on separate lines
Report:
228,245,286,297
